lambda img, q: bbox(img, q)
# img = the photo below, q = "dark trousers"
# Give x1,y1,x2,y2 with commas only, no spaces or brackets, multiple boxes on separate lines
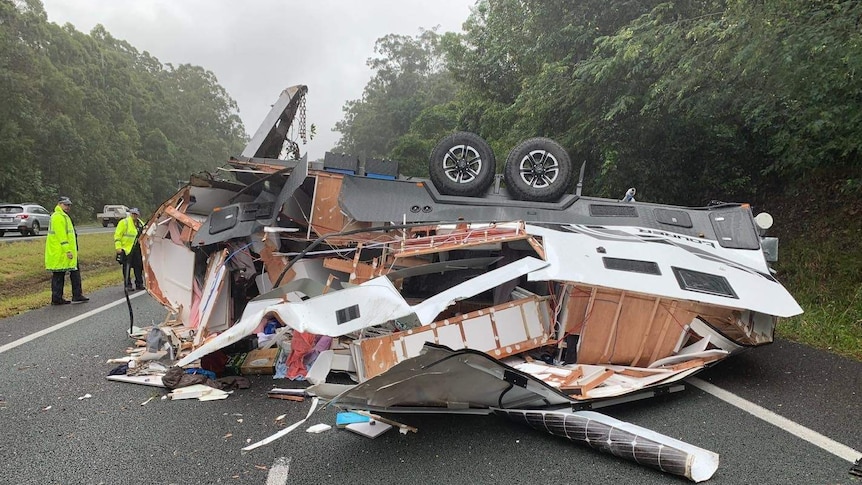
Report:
51,270,83,303
125,246,143,288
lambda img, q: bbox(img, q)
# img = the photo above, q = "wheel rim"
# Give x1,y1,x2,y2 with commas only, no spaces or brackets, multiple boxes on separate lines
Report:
32,222,39,234
442,144,483,184
518,149,560,188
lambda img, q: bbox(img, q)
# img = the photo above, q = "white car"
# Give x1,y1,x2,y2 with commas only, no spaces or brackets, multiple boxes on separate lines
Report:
0,203,52,236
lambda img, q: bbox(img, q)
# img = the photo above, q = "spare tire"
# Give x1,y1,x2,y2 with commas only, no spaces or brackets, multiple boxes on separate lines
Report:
503,137,573,202
429,132,496,197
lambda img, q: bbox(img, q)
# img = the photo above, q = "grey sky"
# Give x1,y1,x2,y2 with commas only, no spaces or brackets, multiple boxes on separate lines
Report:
39,0,475,159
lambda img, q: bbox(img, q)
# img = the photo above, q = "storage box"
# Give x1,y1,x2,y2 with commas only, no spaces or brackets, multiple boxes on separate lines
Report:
364,158,399,180
240,348,281,375
324,152,359,175
225,352,248,376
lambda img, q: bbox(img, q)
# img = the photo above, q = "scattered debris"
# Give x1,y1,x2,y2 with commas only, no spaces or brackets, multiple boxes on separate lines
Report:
851,457,862,477
242,397,319,452
140,396,154,406
345,420,392,439
305,423,331,434
267,388,306,402
100,85,805,482
77,394,92,400
267,457,292,484
335,411,370,428
351,410,417,434
167,384,229,401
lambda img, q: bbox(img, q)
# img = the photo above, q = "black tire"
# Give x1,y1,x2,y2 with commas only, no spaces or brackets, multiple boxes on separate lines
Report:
428,132,496,197
0,231,5,237
503,137,574,202
102,220,108,227
30,221,40,236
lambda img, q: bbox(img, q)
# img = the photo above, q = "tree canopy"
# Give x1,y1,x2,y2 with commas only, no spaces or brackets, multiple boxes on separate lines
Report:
0,0,246,219
334,0,862,204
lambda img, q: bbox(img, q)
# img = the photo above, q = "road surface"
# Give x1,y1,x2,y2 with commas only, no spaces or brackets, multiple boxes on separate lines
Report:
0,287,859,484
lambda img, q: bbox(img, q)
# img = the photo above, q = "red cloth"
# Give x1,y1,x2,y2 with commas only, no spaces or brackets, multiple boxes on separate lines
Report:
286,331,317,379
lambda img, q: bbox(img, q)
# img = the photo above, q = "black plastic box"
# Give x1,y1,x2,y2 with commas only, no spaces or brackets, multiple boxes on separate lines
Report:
324,152,359,174
364,158,399,179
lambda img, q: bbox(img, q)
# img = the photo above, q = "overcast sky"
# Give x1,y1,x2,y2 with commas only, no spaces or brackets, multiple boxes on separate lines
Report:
39,0,475,158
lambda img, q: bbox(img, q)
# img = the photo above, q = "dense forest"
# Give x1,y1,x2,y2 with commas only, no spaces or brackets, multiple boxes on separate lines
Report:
0,0,246,220
334,0,861,206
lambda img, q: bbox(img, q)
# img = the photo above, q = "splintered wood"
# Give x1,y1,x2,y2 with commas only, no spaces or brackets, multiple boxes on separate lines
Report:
355,296,554,379
394,222,529,257
561,284,739,367
323,256,380,285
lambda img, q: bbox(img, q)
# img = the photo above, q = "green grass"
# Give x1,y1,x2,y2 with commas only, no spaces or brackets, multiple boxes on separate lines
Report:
0,232,123,316
773,238,862,360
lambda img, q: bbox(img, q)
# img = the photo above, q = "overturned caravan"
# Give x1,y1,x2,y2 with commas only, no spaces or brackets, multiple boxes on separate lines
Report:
137,85,801,482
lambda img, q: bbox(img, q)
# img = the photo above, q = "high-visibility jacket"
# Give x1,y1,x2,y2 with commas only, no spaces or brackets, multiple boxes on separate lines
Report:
45,204,78,271
114,215,142,254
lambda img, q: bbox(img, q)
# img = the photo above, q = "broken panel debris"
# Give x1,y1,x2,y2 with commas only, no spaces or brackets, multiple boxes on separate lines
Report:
113,85,803,482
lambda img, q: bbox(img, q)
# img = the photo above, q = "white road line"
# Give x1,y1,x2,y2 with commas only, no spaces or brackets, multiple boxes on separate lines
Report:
0,292,147,355
266,457,291,485
688,377,861,463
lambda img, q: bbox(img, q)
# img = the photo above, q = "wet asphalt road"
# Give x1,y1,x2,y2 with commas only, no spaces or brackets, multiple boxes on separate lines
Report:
0,287,859,485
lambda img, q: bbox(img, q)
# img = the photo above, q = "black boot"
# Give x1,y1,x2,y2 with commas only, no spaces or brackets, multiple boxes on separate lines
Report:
50,272,70,305
70,269,89,303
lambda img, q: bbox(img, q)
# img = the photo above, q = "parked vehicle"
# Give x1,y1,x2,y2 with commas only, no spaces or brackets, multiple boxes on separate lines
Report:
0,203,52,236
97,205,130,227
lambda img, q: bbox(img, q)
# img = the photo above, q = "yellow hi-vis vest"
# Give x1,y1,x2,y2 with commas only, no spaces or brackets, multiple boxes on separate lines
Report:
45,204,78,271
114,215,141,255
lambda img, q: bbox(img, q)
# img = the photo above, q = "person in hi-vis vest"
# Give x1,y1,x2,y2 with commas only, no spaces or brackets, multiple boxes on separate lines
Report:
45,196,89,305
114,207,145,291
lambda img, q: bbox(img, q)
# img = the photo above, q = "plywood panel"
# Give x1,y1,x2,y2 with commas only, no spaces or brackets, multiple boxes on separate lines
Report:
576,286,688,366
358,336,397,379
576,289,622,363
309,173,346,235
355,297,553,379
609,294,662,364
562,285,593,335
630,297,662,367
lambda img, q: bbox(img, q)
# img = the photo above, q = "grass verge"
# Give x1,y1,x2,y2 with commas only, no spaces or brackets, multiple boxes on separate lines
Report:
0,232,123,317
773,238,862,361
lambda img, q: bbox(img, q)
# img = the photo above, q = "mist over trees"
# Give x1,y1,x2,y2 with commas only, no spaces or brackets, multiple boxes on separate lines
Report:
0,0,246,219
3,0,859,219
334,0,862,205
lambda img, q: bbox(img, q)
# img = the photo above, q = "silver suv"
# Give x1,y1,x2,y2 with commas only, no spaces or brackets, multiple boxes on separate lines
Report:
0,204,52,237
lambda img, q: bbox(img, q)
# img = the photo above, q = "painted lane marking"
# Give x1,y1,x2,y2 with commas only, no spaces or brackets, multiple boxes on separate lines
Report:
0,292,147,354
688,377,861,463
265,457,291,485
